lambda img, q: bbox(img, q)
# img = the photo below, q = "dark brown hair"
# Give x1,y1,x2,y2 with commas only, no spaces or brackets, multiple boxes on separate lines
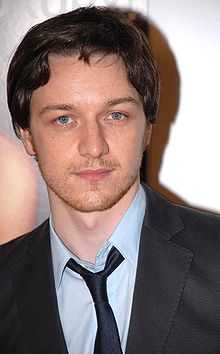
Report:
7,6,160,138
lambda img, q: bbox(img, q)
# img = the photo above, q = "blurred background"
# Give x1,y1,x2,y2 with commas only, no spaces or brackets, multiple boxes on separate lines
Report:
0,0,220,232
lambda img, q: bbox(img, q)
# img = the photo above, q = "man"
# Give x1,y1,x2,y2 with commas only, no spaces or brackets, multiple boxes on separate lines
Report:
1,6,220,354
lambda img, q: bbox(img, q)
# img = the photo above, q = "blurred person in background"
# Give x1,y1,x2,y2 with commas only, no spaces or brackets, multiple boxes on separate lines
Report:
0,132,37,243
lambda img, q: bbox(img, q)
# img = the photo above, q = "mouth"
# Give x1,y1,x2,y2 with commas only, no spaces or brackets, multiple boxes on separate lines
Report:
75,169,113,182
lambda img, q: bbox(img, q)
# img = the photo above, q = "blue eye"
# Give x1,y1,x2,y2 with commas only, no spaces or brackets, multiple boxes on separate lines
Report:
56,115,73,126
110,112,127,121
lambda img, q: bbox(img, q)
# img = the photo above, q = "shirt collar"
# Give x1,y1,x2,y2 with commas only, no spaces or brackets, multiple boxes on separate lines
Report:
109,185,146,264
50,185,146,290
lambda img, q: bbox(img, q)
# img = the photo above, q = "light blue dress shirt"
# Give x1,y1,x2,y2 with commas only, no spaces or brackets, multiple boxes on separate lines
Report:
50,185,146,354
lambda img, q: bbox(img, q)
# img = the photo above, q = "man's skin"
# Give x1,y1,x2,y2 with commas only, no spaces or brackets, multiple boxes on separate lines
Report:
20,53,152,262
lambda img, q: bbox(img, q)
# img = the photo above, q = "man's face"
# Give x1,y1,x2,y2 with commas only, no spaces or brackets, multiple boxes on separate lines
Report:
21,54,151,212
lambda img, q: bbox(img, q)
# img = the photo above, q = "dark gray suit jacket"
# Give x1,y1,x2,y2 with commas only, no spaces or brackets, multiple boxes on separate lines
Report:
1,184,220,354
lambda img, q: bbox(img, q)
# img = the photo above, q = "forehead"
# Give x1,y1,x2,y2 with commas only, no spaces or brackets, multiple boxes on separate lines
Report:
31,54,141,109
48,53,125,75
47,54,131,88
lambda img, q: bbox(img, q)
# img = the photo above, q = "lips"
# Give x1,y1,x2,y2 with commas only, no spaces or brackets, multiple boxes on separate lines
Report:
76,169,113,181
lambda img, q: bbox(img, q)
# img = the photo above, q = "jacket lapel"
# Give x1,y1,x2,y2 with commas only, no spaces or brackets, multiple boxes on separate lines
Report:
10,220,68,354
126,186,193,354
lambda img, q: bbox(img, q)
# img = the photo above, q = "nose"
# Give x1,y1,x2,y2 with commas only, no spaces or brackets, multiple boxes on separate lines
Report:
78,120,109,159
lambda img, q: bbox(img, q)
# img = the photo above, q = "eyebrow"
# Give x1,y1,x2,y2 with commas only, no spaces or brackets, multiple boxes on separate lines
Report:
107,96,140,107
39,104,75,116
39,96,140,116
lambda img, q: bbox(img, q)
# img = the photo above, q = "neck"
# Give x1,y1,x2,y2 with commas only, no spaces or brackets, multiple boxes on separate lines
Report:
49,182,139,263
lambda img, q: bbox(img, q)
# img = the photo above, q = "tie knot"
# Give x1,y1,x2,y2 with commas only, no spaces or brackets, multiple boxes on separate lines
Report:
66,246,124,304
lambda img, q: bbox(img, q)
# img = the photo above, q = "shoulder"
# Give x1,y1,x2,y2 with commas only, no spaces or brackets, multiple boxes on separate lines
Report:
177,202,220,231
173,203,220,259
0,219,49,269
143,183,220,251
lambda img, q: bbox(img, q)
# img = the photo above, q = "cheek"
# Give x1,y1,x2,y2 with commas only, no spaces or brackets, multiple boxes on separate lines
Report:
129,128,147,152
114,133,145,167
32,131,62,154
31,138,58,167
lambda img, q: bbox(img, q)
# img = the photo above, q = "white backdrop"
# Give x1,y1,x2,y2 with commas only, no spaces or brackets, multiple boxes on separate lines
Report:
148,0,220,212
0,0,220,224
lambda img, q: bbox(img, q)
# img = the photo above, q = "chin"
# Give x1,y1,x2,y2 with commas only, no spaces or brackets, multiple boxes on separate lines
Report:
64,192,122,213
47,171,139,213
62,178,138,213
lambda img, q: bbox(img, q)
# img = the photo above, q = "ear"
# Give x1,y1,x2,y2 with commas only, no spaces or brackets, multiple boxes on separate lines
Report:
143,123,152,150
19,128,36,156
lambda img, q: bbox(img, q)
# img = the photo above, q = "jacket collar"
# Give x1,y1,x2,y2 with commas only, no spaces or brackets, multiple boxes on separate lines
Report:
143,183,184,238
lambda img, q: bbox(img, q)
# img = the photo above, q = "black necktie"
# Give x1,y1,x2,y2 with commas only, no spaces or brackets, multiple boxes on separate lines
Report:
67,246,124,354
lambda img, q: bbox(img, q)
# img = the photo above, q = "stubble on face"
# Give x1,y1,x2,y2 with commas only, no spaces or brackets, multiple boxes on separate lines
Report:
36,150,144,213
